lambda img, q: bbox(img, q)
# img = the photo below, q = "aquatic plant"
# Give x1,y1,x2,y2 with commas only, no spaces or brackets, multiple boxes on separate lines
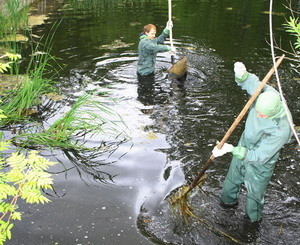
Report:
13,94,128,151
0,0,29,38
0,76,52,123
0,23,61,126
0,52,24,122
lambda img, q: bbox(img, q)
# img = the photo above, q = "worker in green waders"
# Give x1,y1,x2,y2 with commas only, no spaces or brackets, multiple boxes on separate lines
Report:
212,62,292,223
137,21,175,76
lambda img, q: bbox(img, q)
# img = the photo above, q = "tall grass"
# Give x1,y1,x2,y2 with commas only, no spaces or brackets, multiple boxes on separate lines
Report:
0,77,52,120
0,0,29,78
13,94,128,150
0,0,28,39
0,22,61,125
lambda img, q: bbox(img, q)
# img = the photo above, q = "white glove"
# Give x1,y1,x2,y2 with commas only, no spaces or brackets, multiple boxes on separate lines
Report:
234,62,246,79
212,143,234,158
166,20,173,30
170,46,176,54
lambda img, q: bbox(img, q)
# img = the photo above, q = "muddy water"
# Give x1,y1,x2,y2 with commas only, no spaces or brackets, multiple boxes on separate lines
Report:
8,0,300,244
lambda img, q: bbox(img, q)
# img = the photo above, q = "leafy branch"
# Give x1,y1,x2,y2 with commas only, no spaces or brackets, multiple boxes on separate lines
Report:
0,147,57,244
0,108,56,244
0,52,21,73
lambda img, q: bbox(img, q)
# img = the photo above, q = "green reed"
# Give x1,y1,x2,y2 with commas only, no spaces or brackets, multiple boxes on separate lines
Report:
0,0,28,38
0,22,61,125
13,94,128,150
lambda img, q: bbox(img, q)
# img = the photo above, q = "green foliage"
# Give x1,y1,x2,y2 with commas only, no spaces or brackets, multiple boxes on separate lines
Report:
0,147,56,244
0,31,60,125
284,17,300,50
0,0,28,37
0,21,63,126
13,94,128,150
0,52,21,73
0,85,56,245
0,63,10,74
3,53,21,62
0,76,52,123
0,52,39,124
26,22,62,80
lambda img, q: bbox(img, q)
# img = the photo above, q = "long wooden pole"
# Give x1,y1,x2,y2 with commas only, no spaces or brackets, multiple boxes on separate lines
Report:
188,54,285,191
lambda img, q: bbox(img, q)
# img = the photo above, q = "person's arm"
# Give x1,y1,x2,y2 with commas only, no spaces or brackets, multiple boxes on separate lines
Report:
234,62,277,96
145,41,170,53
155,29,169,44
155,21,173,44
212,127,290,163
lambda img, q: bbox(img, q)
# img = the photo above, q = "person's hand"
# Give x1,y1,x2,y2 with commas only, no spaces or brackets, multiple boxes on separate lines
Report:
167,46,176,53
166,20,173,30
234,62,246,80
170,46,176,54
212,143,234,158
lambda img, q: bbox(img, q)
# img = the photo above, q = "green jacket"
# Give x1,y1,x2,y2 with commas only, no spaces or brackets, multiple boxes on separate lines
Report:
235,73,292,164
137,29,170,76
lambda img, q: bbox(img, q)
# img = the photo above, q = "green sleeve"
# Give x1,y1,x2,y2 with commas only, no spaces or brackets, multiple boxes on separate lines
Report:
145,42,170,53
155,29,169,44
163,28,170,35
236,73,277,96
232,146,247,160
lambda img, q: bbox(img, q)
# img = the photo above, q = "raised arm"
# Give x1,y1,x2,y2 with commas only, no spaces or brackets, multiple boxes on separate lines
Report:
233,62,277,96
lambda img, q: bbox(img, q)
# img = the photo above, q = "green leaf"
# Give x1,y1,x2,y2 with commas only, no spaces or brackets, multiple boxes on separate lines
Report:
11,212,22,220
0,63,11,73
4,52,21,61
0,141,9,151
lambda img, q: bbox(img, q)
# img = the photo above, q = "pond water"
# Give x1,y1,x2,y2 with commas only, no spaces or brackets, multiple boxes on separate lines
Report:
7,0,300,244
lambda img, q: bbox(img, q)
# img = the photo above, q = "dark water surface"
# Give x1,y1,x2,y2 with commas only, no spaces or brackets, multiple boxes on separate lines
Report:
8,0,300,244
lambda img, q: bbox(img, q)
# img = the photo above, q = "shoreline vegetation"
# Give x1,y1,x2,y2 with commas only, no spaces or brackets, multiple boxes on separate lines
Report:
0,0,34,16
0,0,128,150
0,0,129,244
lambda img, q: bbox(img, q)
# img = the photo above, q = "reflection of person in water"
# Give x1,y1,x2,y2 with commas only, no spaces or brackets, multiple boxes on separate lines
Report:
137,73,186,106
137,74,156,105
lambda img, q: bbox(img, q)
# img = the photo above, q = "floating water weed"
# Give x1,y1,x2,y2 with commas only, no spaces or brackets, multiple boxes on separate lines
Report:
168,174,208,222
168,183,243,244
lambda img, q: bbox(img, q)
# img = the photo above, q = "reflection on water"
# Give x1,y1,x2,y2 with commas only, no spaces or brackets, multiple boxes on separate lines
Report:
10,0,300,244
137,73,174,106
